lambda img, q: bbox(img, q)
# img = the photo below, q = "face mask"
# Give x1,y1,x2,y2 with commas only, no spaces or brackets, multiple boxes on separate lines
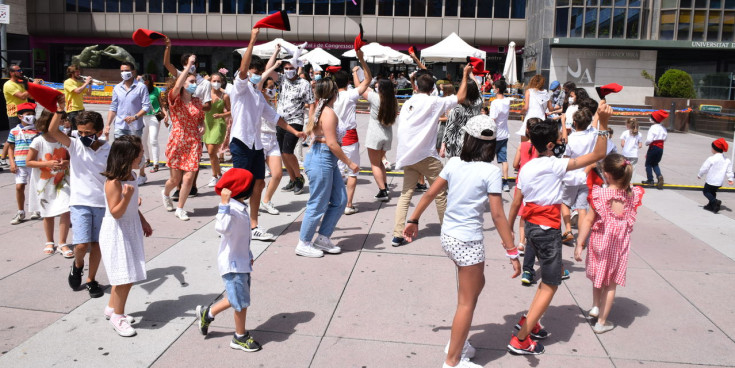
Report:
121,71,133,81
568,97,575,104
439,90,444,97
249,73,262,85
186,83,197,94
21,115,36,125
552,142,566,158
79,134,97,148
314,74,322,81
284,69,296,79
189,65,196,74
60,125,71,135
265,88,276,98
211,82,221,90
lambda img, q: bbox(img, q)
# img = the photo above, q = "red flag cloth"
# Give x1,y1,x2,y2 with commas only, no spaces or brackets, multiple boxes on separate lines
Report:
651,110,669,123
26,82,63,113
466,57,489,75
595,83,623,100
132,29,167,47
325,66,341,73
354,23,368,51
253,10,291,31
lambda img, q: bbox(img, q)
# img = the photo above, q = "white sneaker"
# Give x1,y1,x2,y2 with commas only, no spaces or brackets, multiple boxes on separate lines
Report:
175,208,190,221
137,175,148,186
295,240,324,258
313,234,341,254
110,316,137,337
260,201,280,215
10,211,25,225
29,211,41,220
593,321,614,334
207,176,219,187
162,190,174,212
344,206,358,215
104,309,135,324
570,210,579,227
502,183,510,192
442,358,482,368
444,340,476,360
588,306,600,318
251,226,276,241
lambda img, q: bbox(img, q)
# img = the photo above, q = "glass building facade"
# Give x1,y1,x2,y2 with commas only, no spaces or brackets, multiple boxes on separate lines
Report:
554,0,647,39
659,0,735,41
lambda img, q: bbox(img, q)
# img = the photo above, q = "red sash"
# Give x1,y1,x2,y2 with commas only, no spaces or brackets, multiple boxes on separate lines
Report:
523,203,562,229
342,128,358,146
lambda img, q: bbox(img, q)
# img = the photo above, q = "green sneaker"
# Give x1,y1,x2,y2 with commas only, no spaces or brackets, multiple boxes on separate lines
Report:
230,332,262,352
195,305,213,335
281,180,295,192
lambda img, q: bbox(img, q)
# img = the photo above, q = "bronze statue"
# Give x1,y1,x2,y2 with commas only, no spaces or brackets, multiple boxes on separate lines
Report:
71,45,136,68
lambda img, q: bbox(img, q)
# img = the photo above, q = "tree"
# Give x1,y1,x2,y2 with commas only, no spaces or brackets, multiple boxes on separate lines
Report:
657,69,696,99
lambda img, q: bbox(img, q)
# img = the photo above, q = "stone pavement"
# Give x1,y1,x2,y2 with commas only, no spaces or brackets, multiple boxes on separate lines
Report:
1,104,734,367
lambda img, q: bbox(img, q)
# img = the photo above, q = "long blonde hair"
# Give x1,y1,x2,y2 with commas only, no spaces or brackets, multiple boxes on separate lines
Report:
626,118,639,136
306,78,338,134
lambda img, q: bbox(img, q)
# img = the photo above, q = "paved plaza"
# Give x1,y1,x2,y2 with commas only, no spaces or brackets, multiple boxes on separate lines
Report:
1,105,734,367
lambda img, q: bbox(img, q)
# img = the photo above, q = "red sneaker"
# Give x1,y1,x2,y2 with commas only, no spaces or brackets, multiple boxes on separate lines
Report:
514,315,550,339
507,335,545,355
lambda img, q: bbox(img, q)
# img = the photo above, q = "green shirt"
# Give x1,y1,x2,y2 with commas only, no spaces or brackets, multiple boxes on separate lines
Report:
146,86,162,115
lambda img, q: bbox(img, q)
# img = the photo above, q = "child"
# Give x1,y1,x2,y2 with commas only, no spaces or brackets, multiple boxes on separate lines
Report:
643,110,668,189
195,168,262,352
698,138,734,213
99,135,153,337
506,102,612,355
620,118,642,165
403,115,520,368
25,110,72,256
8,102,41,224
574,154,644,334
490,79,511,192
480,106,489,115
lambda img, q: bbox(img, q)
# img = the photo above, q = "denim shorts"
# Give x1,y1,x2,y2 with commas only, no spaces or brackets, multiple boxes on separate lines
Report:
222,272,251,312
71,205,105,244
495,138,508,163
524,222,563,286
114,127,144,139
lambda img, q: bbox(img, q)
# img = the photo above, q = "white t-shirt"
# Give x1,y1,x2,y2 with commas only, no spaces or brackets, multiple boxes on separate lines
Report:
439,157,502,242
517,156,570,206
563,126,598,186
215,199,253,275
699,153,734,187
396,94,458,169
229,75,280,149
564,104,579,130
490,97,511,141
645,123,667,145
66,138,110,208
620,130,642,158
333,89,361,131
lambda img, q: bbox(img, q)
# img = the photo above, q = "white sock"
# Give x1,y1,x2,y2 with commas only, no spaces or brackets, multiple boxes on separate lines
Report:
111,313,124,321
207,310,214,320
17,210,25,215
105,306,114,315
235,332,245,339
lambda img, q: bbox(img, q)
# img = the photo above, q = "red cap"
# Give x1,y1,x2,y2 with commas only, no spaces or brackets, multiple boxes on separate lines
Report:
596,83,623,100
26,82,63,113
354,23,368,51
215,168,254,198
713,138,729,152
325,66,341,73
16,102,37,115
466,57,489,75
253,10,291,31
132,29,166,47
651,110,669,123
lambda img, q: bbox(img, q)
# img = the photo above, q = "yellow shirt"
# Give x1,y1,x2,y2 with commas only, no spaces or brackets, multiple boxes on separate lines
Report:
3,80,27,117
64,78,86,112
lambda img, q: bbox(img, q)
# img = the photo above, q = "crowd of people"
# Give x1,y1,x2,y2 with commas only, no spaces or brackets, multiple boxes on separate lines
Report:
2,23,735,367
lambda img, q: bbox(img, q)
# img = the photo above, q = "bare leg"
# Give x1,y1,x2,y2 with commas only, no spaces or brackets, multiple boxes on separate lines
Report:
59,212,71,245
517,283,558,340
210,297,231,317
43,217,55,243
592,287,602,310
73,243,89,268
445,262,485,367
233,308,249,336
346,176,357,208
368,149,387,190
502,162,509,182
177,171,197,209
15,183,25,211
576,210,596,248
263,155,283,203
282,153,300,180
597,284,617,325
164,169,183,196
108,283,134,315
207,143,221,178
561,204,572,234
87,243,101,282
250,180,265,228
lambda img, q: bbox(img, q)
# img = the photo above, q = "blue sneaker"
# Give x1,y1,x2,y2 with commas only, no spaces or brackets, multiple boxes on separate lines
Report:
561,269,571,280
391,237,405,247
521,271,533,285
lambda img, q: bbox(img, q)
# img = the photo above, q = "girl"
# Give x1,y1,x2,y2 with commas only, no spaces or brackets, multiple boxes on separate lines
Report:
295,79,359,258
204,72,231,187
404,115,519,368
362,77,398,202
441,79,482,158
259,64,285,215
574,154,644,334
516,74,553,142
620,118,643,166
162,54,206,221
26,110,72,257
99,135,153,337
141,74,168,173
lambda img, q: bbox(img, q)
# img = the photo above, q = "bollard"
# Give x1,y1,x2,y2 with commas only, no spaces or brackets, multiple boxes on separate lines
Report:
669,101,676,131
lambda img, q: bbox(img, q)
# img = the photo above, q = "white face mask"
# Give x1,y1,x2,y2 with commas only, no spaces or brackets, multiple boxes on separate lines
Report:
121,71,133,81
568,97,575,104
265,88,276,98
21,115,36,125
211,82,221,90
284,69,297,79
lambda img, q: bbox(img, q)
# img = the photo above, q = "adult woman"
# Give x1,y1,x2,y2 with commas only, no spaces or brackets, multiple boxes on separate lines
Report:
161,55,205,221
441,79,482,158
141,74,167,172
362,78,398,201
260,61,285,215
295,79,359,258
517,74,553,142
203,72,231,187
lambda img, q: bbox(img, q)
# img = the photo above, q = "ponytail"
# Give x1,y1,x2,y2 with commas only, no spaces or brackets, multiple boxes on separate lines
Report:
603,153,634,194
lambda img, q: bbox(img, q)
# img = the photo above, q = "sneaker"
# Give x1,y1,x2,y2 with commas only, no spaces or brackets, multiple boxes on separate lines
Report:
570,210,579,228
195,304,213,335
561,269,571,280
588,306,600,319
230,332,262,352
207,176,219,187
442,358,482,368
313,234,341,254
281,180,295,192
136,175,148,186
443,340,476,360
391,236,405,247
10,211,25,225
171,189,180,202
251,226,276,241
162,190,175,212
104,309,135,324
68,262,84,290
415,183,428,192
374,189,390,202
507,335,544,355
656,176,664,190
344,206,358,215
190,186,198,197
593,321,615,334
29,211,41,220
641,179,654,185
294,176,305,194
502,183,510,192
295,240,324,258
518,243,525,256
175,208,190,221
521,271,533,285
715,200,722,213
110,316,137,337
86,280,105,298
515,315,550,339
260,201,280,215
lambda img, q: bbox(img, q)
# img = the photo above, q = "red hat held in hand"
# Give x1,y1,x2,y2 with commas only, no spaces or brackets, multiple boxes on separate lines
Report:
325,66,342,74
713,138,729,152
408,45,419,57
354,23,368,51
26,82,63,113
253,10,291,31
596,83,623,100
16,102,37,115
215,168,254,198
132,29,167,47
466,57,489,75
651,110,669,124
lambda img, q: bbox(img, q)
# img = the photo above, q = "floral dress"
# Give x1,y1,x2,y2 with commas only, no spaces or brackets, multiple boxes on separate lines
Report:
586,185,645,288
29,135,70,218
166,94,205,172
442,98,483,158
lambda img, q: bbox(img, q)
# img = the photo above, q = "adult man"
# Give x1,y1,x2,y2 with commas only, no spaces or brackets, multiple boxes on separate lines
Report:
64,65,93,129
104,61,150,185
2,65,30,167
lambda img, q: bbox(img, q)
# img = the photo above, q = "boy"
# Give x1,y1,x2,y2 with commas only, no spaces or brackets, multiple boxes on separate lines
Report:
489,79,511,192
8,102,41,224
506,102,613,355
195,168,262,352
698,138,734,214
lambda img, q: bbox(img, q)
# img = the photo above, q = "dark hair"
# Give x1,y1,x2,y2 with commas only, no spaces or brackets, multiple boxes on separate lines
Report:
459,134,497,163
76,111,104,132
529,120,559,154
233,184,254,200
416,74,435,94
481,106,489,115
249,55,264,73
713,142,724,153
563,81,576,92
120,61,136,71
494,79,507,94
140,74,154,93
525,117,544,155
35,110,54,133
377,79,398,126
574,88,598,114
210,71,226,89
603,153,634,194
333,70,350,89
573,107,593,131
101,135,143,181
463,78,480,106
67,65,80,78
180,53,193,68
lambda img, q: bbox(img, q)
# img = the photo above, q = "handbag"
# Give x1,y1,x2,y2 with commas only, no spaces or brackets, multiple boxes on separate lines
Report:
155,110,165,122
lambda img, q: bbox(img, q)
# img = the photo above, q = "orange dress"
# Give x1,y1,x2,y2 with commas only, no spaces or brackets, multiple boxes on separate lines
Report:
166,94,204,172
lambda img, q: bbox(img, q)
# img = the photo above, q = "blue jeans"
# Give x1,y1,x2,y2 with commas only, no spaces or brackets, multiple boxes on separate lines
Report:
299,142,347,242
645,145,663,181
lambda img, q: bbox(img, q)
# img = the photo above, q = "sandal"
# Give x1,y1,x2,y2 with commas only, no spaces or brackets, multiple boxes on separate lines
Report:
43,242,55,255
57,244,74,259
152,165,159,173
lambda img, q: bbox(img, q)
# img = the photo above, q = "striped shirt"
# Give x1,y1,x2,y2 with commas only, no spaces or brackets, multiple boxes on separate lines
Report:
7,125,40,167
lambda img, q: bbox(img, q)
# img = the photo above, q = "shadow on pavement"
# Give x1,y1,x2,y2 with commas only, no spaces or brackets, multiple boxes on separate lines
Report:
137,266,188,295
134,292,222,329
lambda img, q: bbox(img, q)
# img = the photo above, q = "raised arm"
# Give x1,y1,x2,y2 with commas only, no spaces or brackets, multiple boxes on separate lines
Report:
264,44,281,81
170,55,195,101
49,96,72,147
163,37,178,77
455,63,473,105
408,48,426,70
355,50,372,96
566,101,613,171
259,60,282,90
238,28,260,79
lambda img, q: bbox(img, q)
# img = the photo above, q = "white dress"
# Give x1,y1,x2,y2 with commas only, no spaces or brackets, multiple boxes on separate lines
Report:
516,89,550,136
99,174,147,285
29,136,71,217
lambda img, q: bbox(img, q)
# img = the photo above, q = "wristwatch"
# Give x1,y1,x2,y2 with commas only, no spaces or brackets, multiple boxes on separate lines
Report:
597,130,610,137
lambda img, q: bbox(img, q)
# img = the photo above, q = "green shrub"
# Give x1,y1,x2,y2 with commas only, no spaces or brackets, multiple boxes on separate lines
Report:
657,69,696,98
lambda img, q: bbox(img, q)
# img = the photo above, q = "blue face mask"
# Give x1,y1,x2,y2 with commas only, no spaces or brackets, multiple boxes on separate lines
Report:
249,73,262,85
314,74,322,81
79,134,97,148
185,83,197,94
439,90,444,97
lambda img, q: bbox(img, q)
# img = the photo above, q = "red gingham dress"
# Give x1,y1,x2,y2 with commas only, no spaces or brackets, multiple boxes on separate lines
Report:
166,94,204,172
586,185,644,288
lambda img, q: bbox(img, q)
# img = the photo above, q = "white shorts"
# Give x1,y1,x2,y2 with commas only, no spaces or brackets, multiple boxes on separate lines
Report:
15,166,30,184
338,142,360,178
441,233,485,267
261,132,281,157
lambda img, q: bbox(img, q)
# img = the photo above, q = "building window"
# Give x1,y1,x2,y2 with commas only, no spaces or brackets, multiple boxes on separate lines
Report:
598,7,612,37
728,0,735,8
252,0,265,13
379,0,393,15
626,6,639,38
179,0,191,13
120,0,133,12
285,0,297,12
723,12,735,40
412,0,426,16
511,0,526,18
695,0,707,7
193,0,206,12
346,0,360,14
445,0,458,16
427,0,442,16
314,0,329,14
494,0,510,18
136,0,147,11
692,10,706,40
678,10,691,39
460,0,476,17
331,0,346,15
556,7,569,36
477,0,491,17
659,10,676,39
106,0,119,12
67,0,77,12
92,0,104,11
585,7,598,37
570,7,584,37
164,0,177,12
395,0,409,15
363,0,376,14
708,11,722,40
270,0,283,13
209,0,221,12
222,0,235,12
78,0,91,12
299,0,314,14
611,7,625,37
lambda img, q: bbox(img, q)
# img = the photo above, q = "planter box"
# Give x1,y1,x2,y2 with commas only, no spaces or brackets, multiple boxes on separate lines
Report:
645,96,735,134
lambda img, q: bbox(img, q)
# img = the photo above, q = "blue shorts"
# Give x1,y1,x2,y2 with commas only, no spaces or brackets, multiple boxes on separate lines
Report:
495,139,508,163
222,272,251,312
71,205,105,244
114,127,144,139
230,138,266,180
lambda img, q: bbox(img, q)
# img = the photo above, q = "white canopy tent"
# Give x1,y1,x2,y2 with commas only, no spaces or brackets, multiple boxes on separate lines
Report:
299,47,340,66
235,38,307,59
420,32,486,63
343,43,413,64
503,41,518,86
